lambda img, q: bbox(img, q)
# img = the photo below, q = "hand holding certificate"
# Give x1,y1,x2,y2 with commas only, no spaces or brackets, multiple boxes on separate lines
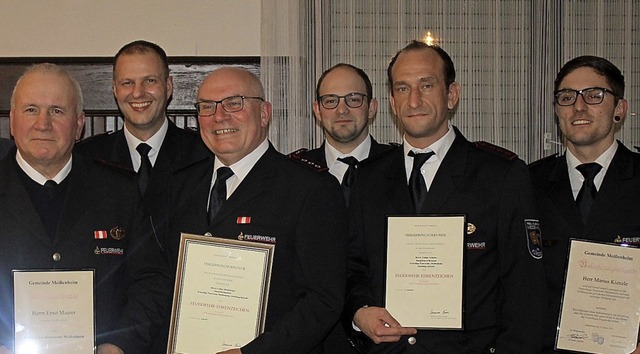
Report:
385,215,465,329
556,239,640,353
168,233,274,354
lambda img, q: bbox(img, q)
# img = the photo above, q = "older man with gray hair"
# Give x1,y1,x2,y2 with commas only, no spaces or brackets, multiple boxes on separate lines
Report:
0,63,171,354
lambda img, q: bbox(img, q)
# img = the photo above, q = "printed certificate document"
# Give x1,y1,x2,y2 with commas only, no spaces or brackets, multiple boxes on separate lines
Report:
13,269,95,354
168,233,274,353
556,239,640,353
385,215,465,329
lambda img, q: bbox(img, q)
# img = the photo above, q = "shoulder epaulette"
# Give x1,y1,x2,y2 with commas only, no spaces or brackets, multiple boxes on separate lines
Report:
288,148,309,156
288,148,328,172
93,158,136,174
528,153,559,168
634,146,640,153
474,141,518,160
76,131,115,144
389,142,402,147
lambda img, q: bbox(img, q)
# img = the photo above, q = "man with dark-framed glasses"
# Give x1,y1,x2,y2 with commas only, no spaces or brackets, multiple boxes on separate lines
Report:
168,67,348,353
529,55,640,353
292,64,390,191
194,95,265,116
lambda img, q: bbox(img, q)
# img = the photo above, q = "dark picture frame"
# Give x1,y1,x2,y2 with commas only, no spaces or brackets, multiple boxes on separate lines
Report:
0,56,259,138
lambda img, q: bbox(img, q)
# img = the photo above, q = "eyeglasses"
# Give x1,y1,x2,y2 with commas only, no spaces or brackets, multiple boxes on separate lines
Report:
318,92,369,109
195,95,264,116
554,87,618,106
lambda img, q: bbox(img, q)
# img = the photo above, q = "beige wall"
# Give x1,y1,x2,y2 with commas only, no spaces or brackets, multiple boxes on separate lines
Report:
0,0,261,57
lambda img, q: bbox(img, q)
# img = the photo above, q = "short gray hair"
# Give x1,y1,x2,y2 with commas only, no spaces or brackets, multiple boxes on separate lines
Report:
11,63,84,115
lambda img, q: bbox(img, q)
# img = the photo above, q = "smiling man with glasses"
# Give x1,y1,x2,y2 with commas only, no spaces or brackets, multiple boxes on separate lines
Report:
168,67,348,354
529,55,640,353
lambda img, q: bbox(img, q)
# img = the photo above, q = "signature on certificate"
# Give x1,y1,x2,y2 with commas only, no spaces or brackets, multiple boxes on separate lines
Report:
222,340,242,348
429,309,449,316
566,333,588,340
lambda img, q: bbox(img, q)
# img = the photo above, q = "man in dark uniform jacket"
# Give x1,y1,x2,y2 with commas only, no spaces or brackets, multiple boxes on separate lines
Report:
295,63,392,353
0,64,171,354
346,41,545,353
529,55,640,353
75,40,210,253
0,138,12,159
167,67,347,354
295,63,390,185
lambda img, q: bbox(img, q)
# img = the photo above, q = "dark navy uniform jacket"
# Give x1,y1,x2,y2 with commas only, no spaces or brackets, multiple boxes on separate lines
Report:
529,142,640,353
167,144,348,354
347,127,545,353
0,153,172,353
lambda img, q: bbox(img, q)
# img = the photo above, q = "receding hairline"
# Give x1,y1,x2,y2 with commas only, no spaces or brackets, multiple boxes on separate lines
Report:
113,40,169,80
200,67,265,98
316,63,372,99
11,63,84,115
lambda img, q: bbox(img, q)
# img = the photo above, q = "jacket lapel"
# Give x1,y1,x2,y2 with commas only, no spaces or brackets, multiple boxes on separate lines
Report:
384,148,413,213
422,132,468,213
110,131,135,171
55,156,91,243
0,158,51,245
209,147,274,226
586,143,634,230
547,155,584,233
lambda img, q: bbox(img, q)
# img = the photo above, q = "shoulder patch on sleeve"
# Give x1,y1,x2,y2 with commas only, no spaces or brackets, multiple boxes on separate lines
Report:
288,149,328,172
474,141,518,160
525,219,543,259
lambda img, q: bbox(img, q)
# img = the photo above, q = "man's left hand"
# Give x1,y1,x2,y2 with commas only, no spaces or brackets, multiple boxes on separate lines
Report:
97,343,124,354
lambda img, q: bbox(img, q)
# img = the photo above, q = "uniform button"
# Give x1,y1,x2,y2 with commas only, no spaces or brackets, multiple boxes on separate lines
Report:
407,336,416,345
52,253,61,261
204,232,213,237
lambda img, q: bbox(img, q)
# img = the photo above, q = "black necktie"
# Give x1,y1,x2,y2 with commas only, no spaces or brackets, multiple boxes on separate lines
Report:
136,143,152,195
575,162,602,224
338,156,358,206
44,180,57,199
338,156,358,187
408,151,435,213
208,167,234,224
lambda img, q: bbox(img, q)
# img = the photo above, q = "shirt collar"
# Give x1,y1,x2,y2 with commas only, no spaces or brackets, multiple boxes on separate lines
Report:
325,135,372,168
566,140,618,176
124,118,169,169
16,150,72,185
403,121,455,158
214,138,269,184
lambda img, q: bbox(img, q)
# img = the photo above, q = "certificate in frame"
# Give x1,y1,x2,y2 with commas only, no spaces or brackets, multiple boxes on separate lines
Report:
167,233,274,353
12,269,95,354
556,239,640,353
385,215,465,329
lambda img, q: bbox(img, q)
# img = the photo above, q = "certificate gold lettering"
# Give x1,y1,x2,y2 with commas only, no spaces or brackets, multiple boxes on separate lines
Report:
556,239,640,353
385,215,465,329
13,269,95,354
168,233,274,353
